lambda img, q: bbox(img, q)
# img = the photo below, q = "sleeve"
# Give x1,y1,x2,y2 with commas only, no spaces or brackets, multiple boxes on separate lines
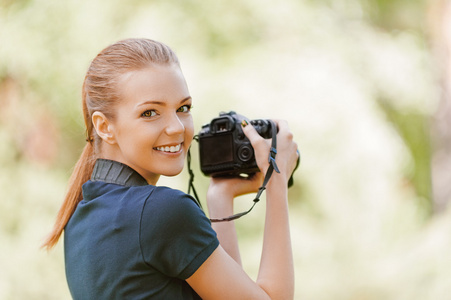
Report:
139,187,219,279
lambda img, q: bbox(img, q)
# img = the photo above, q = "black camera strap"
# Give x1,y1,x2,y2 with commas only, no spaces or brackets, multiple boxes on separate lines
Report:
187,144,202,208
188,120,280,222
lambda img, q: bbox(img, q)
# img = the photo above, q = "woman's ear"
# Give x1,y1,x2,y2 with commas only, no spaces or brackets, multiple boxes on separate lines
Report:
92,112,116,144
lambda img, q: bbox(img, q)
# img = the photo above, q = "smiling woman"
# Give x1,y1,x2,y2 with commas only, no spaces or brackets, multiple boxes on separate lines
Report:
42,38,298,300
92,64,194,185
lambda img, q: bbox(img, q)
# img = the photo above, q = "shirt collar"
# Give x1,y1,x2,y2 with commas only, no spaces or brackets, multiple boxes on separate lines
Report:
91,159,148,187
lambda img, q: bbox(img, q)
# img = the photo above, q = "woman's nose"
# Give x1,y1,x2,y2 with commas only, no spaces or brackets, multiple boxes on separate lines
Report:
165,113,185,136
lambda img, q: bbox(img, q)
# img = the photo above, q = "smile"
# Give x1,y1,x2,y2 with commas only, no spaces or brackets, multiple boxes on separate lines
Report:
154,144,182,153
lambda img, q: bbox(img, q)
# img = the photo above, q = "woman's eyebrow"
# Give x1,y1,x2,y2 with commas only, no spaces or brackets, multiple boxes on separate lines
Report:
137,100,165,107
136,96,192,108
179,96,192,104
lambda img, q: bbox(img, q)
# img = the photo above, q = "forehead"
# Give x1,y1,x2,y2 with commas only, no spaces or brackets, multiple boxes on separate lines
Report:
117,64,189,105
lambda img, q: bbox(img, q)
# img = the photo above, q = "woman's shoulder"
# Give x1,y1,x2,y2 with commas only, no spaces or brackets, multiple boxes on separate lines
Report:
140,185,213,247
139,186,218,280
146,186,200,211
152,186,188,198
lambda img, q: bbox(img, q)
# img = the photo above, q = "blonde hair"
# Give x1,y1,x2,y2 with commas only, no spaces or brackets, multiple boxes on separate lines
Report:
43,39,179,249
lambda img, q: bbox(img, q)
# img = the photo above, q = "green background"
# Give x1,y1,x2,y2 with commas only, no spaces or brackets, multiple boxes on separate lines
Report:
1,0,450,299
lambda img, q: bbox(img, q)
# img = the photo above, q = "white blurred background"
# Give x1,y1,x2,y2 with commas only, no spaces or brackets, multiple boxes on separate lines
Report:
1,0,450,299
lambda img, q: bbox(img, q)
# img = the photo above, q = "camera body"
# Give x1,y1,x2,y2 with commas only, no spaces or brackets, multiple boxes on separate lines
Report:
198,111,273,177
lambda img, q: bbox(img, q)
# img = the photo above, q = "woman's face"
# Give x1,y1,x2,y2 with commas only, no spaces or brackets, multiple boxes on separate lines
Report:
107,64,194,184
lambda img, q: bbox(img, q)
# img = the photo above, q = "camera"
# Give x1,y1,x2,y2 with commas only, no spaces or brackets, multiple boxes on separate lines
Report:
198,111,273,178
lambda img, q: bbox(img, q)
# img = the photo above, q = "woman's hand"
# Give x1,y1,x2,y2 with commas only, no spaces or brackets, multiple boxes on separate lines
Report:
208,172,264,199
206,172,264,221
242,119,298,185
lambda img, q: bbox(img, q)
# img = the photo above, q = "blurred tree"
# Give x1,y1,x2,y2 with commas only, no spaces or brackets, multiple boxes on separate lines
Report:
428,0,451,212
364,0,428,32
312,0,437,215
349,0,451,215
378,97,433,213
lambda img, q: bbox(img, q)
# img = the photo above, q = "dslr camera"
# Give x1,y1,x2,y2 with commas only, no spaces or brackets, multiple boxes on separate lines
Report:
198,111,273,178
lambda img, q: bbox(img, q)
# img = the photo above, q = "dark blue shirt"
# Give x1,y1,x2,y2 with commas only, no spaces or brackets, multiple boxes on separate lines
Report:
64,159,219,299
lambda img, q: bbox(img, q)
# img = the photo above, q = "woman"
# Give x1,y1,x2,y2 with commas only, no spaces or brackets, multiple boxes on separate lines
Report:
43,38,298,299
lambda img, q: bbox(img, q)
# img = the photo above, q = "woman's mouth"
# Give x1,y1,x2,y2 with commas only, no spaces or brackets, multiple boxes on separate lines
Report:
154,144,182,153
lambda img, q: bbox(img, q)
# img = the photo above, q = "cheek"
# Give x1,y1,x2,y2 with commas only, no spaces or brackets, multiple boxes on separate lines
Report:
121,124,158,147
185,118,194,139
184,118,195,141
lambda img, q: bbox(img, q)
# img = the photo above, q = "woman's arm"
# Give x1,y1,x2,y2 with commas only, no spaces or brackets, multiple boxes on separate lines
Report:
207,183,242,265
188,119,298,299
257,174,294,299
250,120,297,298
206,173,264,265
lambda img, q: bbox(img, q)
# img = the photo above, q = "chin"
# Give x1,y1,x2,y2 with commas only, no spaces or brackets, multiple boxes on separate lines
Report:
161,167,184,177
162,172,182,177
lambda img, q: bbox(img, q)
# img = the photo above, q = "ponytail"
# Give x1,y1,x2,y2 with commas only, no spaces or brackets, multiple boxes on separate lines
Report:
42,142,96,250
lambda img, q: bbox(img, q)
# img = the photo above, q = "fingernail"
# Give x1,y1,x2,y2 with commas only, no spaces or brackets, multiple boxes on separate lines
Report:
241,120,249,127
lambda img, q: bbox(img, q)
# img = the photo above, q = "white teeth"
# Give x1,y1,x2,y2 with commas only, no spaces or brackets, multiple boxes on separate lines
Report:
156,144,181,153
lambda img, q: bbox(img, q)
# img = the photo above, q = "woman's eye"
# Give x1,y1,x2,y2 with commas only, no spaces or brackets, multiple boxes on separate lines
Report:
141,110,157,118
177,105,192,113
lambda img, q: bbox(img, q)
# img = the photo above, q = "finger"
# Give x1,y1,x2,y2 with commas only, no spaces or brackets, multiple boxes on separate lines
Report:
241,120,262,145
272,119,289,133
273,120,295,143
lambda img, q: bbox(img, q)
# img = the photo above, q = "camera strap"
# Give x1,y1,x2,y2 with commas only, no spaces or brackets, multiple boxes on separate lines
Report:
187,120,280,222
187,143,202,208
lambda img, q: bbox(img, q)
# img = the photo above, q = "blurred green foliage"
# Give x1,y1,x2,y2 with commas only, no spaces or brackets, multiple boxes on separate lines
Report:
378,97,433,215
1,0,450,299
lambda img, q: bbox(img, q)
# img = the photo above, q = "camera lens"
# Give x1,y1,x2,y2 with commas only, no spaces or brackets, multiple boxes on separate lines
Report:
237,145,253,162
